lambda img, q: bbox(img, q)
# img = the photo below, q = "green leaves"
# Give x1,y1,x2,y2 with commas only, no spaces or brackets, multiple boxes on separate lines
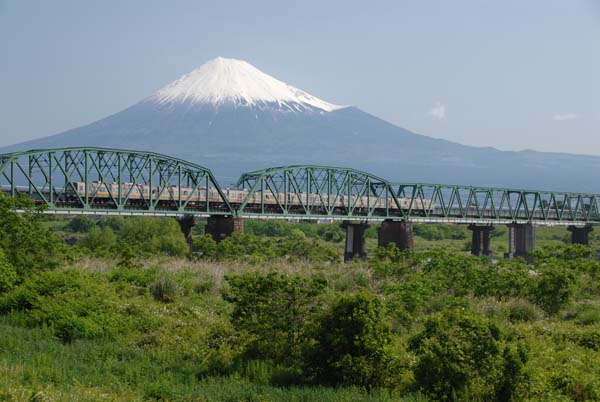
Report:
0,193,68,281
305,291,398,389
223,272,327,364
410,309,526,401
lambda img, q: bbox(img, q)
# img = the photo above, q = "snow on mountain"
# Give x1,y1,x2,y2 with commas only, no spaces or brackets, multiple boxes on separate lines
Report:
150,57,344,112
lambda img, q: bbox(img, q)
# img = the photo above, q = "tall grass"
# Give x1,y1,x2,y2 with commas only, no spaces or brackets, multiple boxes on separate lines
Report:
0,322,426,402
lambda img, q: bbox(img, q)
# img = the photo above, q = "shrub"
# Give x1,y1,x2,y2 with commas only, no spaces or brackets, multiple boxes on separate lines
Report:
119,217,189,257
193,234,218,258
149,275,179,303
66,215,96,233
506,299,543,323
0,194,68,278
108,267,156,287
0,249,17,293
305,290,398,389
574,304,600,326
80,226,117,253
224,272,326,364
534,265,577,314
409,308,506,401
0,270,128,342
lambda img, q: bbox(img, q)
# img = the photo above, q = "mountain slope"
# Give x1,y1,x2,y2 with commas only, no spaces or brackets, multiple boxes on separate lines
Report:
3,57,599,191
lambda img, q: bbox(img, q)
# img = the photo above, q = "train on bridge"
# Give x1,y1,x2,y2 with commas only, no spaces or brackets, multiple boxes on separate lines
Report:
65,181,433,214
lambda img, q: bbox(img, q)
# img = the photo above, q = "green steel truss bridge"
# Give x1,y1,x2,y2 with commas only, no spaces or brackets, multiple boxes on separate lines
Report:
1,147,599,226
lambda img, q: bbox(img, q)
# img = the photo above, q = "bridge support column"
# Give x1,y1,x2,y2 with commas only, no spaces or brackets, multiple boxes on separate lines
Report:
377,220,414,251
505,223,536,261
468,224,494,257
177,215,196,253
568,225,593,245
205,216,244,242
342,221,369,262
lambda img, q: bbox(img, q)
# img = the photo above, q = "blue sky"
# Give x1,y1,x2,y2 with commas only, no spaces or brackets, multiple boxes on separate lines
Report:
0,0,598,154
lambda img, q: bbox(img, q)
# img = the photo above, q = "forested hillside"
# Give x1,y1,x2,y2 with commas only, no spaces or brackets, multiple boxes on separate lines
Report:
1,194,600,401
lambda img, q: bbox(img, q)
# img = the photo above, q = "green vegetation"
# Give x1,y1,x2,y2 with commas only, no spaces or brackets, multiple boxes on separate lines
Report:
2,195,600,401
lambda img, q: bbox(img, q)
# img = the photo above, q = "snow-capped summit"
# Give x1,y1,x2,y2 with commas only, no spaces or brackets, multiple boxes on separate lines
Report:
150,57,344,112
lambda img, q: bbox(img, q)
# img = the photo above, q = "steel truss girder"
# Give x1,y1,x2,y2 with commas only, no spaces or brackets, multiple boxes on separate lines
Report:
235,165,600,224
0,147,232,216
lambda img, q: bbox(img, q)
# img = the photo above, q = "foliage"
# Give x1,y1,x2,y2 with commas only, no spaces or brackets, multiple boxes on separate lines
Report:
66,215,97,233
119,217,189,256
79,226,117,253
0,270,131,342
533,264,577,314
245,219,347,243
149,274,179,302
0,193,68,280
413,224,467,241
223,272,327,364
196,232,340,263
409,308,512,401
305,291,398,389
80,216,188,257
0,249,17,293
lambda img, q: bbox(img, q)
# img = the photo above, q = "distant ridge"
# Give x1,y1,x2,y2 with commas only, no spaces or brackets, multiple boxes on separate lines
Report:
3,57,599,192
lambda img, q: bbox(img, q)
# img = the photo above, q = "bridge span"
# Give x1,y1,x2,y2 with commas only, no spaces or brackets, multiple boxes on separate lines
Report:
1,147,597,260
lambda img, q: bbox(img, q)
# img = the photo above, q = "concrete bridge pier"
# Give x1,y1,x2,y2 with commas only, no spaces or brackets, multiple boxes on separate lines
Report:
205,216,244,242
377,220,414,251
468,224,494,257
342,221,370,262
177,215,196,253
505,223,536,261
568,225,593,245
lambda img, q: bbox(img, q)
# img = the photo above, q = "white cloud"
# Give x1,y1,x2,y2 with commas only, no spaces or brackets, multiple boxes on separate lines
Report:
429,102,446,120
553,113,578,121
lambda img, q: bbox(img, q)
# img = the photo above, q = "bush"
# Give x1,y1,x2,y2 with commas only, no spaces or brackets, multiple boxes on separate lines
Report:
224,272,326,364
534,265,577,314
0,270,129,342
305,291,398,389
94,217,189,257
0,194,68,279
410,309,525,401
571,303,600,326
66,215,96,233
506,299,543,323
193,234,218,258
149,275,179,303
80,226,117,253
0,249,17,293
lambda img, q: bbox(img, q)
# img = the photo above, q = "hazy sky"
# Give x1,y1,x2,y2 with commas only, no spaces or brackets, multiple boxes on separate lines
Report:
0,0,598,155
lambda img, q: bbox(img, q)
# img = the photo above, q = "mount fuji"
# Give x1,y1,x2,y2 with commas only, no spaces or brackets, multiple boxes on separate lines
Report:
3,57,599,191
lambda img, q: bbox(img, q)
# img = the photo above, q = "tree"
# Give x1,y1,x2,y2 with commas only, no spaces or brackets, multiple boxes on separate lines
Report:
0,194,67,279
66,215,96,233
533,264,577,314
0,249,17,293
305,291,398,389
409,308,505,401
223,272,326,364
80,226,117,252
